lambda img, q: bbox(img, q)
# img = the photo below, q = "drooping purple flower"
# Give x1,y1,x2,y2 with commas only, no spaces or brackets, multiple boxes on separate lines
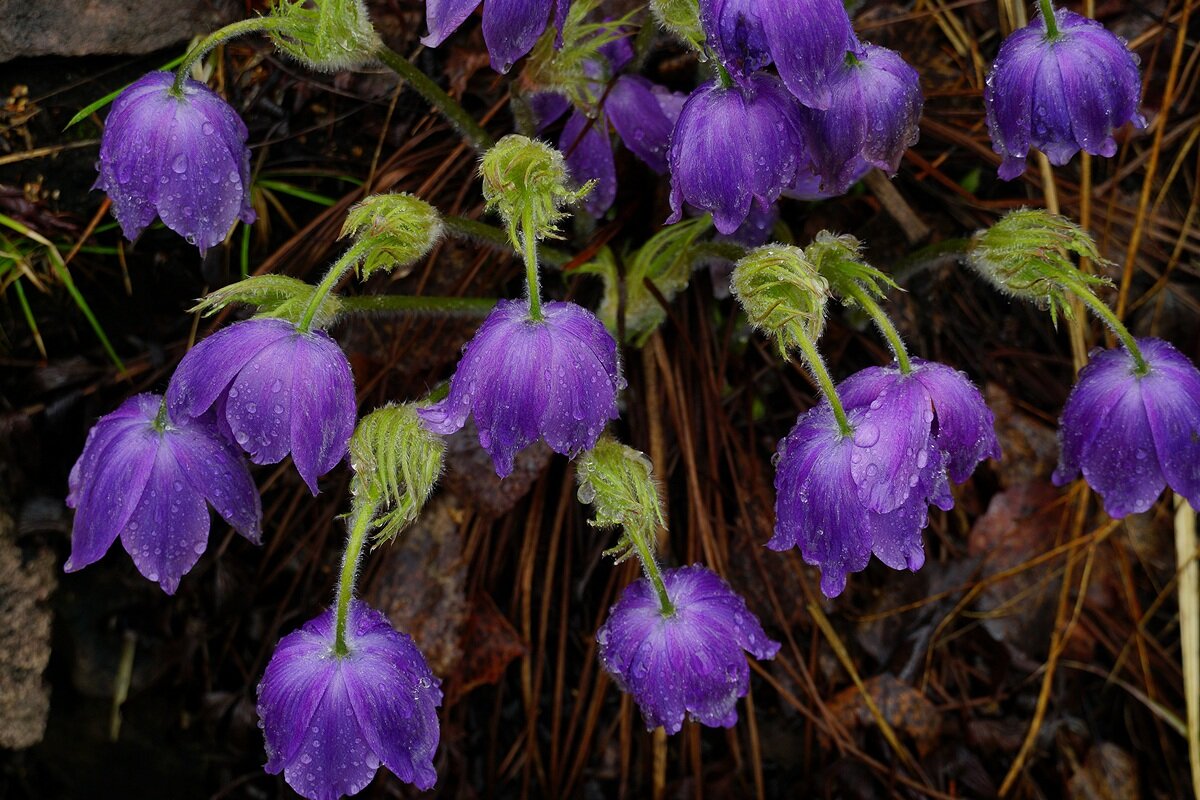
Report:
1053,339,1200,518
561,110,617,216
166,318,356,495
422,0,562,73
94,71,255,254
666,73,805,235
596,565,780,733
984,7,1145,181
65,393,261,594
257,600,442,799
419,299,622,477
795,44,923,195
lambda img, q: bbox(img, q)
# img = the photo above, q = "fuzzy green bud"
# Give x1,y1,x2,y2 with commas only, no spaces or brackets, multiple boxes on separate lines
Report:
269,0,380,72
341,193,444,280
524,0,637,106
804,232,897,305
731,244,830,358
480,134,592,249
577,437,665,563
349,404,445,544
967,209,1111,325
192,275,342,329
650,0,705,50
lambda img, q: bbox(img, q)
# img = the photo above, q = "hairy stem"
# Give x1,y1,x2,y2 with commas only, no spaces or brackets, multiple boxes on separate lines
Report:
630,526,675,617
374,44,494,152
521,208,543,321
297,240,370,332
338,294,497,317
1064,277,1148,374
172,17,280,96
792,331,853,438
843,283,913,374
1038,0,1060,38
334,497,378,656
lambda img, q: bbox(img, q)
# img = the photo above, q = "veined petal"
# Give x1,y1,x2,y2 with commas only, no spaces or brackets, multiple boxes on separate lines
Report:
287,331,357,495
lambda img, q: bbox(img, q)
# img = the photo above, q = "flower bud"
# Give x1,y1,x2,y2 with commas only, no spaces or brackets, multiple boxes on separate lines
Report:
192,275,342,329
269,0,381,72
479,134,592,247
650,0,706,50
731,244,830,357
349,404,445,544
804,231,897,305
577,437,665,560
341,193,444,280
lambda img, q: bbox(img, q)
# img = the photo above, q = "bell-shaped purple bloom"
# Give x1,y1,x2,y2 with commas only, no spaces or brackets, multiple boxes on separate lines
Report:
596,565,780,734
422,0,561,73
984,7,1145,180
65,393,261,594
94,71,255,254
796,44,923,194
562,110,617,216
419,299,622,478
257,600,442,799
1053,338,1200,518
667,73,805,235
166,318,356,495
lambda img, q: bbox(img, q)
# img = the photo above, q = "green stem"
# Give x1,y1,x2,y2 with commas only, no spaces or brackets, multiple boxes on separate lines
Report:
373,44,495,152
844,284,913,374
334,497,378,656
443,215,570,267
793,331,853,438
521,208,543,321
1038,0,1060,38
297,240,370,332
338,294,498,316
1063,277,1149,374
713,59,734,89
630,527,675,617
172,17,280,97
153,398,171,432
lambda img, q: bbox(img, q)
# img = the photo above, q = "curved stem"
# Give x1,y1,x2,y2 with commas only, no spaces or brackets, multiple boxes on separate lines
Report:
1064,277,1148,374
443,215,571,267
844,283,913,374
297,240,370,333
1038,0,1060,38
172,17,280,96
334,497,378,656
630,527,674,617
338,294,497,317
792,331,853,438
521,208,543,321
373,44,494,152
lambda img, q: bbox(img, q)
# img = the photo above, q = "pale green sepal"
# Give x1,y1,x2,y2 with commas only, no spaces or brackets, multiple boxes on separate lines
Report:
650,0,705,50
804,232,898,305
191,275,343,329
731,243,830,358
576,436,665,563
480,134,593,249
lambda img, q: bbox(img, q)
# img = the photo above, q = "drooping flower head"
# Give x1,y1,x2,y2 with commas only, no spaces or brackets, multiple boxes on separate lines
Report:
418,299,622,477
666,73,805,235
797,44,923,195
1053,338,1200,518
166,318,357,495
422,0,566,73
984,7,1145,180
771,361,999,596
65,393,261,594
698,0,857,110
257,600,442,799
94,71,255,254
596,565,780,733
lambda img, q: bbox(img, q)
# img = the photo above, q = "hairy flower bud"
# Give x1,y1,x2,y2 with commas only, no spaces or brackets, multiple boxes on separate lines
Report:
341,193,444,279
804,231,897,305
731,244,830,357
650,0,706,50
576,437,665,560
269,0,381,72
480,135,592,248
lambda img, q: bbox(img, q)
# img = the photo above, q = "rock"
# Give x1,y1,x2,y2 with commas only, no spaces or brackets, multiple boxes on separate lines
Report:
0,0,238,62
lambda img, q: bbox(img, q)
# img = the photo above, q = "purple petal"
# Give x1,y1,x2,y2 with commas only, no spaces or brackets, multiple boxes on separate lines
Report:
607,75,678,174
911,359,1000,484
287,331,357,495
421,0,481,48
699,0,771,78
561,110,616,216
482,0,554,73
529,91,571,132
539,301,620,456
1053,346,1137,487
1136,339,1200,510
258,618,339,772
222,335,298,468
167,318,294,421
167,418,262,543
282,668,379,800
1078,378,1165,517
757,0,856,110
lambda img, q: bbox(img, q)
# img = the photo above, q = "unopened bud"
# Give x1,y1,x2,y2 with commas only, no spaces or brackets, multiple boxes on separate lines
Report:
269,0,381,72
480,134,592,248
731,244,830,357
342,193,444,279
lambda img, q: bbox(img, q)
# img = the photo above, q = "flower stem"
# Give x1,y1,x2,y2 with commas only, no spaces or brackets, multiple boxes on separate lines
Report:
1038,0,1060,38
333,496,378,656
843,283,913,374
338,294,497,316
1062,276,1148,374
629,525,675,617
297,240,370,333
521,208,543,321
373,44,494,152
713,59,734,89
171,17,280,97
792,330,853,438
443,215,571,267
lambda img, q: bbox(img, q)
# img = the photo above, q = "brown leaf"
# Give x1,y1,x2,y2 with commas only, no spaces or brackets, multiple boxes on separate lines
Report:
1068,742,1139,800
445,590,525,705
825,673,941,757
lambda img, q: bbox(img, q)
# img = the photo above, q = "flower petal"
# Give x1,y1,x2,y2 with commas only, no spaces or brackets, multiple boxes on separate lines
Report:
561,110,616,216
282,668,379,800
258,620,339,772
288,331,357,495
1078,380,1165,518
421,0,480,48
911,359,1000,484
167,418,262,543
481,0,553,73
167,318,294,420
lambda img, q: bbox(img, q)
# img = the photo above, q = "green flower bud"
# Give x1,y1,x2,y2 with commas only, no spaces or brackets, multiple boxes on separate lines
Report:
341,193,444,280
650,0,705,50
577,437,665,563
349,404,445,544
804,231,897,305
524,0,637,106
731,244,830,357
192,274,343,329
967,209,1111,325
269,0,381,72
479,134,592,249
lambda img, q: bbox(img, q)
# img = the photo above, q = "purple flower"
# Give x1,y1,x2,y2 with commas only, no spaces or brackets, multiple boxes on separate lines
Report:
65,393,261,594
257,600,442,799
561,110,617,216
596,565,780,733
607,75,685,174
94,71,255,254
419,300,622,477
796,44,923,194
421,0,563,73
1053,339,1200,518
666,73,805,235
771,361,998,597
985,8,1145,180
166,318,356,495
698,0,855,109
